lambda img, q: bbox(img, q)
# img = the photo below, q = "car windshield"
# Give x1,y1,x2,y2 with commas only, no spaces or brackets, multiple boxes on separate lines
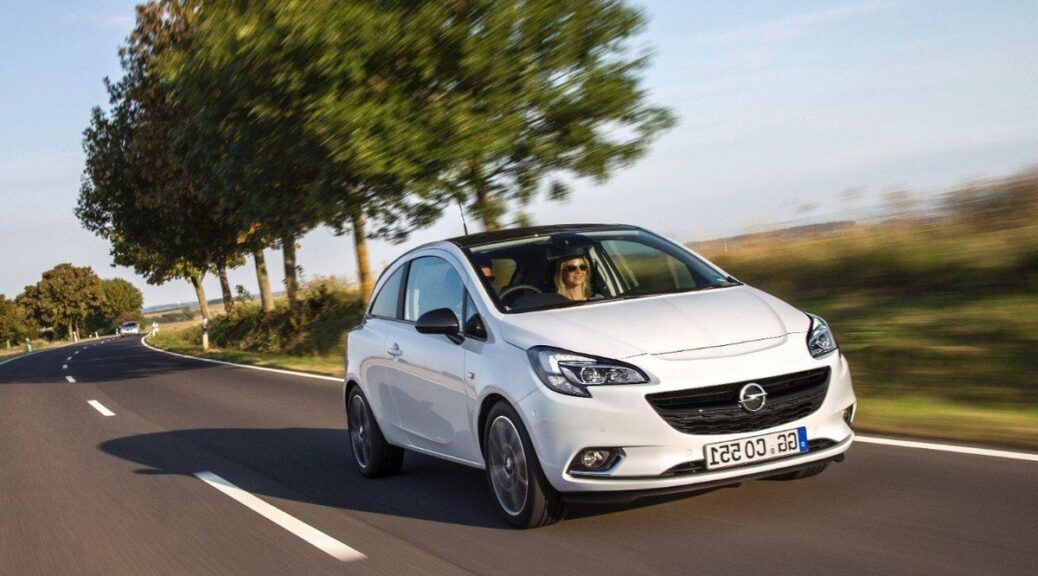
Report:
464,228,739,313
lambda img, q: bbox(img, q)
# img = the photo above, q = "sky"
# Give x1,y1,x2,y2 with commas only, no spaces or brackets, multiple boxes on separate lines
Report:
1,0,1036,307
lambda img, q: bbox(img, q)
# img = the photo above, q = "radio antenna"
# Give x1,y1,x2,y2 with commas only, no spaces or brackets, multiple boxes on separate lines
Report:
457,198,469,235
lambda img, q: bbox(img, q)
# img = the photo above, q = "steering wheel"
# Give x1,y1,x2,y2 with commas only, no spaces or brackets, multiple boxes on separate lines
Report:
499,284,543,300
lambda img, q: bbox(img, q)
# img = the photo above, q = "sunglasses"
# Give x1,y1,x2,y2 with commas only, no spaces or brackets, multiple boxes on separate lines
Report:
563,264,589,273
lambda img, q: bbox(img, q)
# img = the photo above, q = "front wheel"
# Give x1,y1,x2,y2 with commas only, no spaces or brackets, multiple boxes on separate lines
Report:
347,387,403,478
483,402,564,528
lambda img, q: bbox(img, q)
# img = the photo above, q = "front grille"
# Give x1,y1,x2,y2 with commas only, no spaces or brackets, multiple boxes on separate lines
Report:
660,439,838,477
646,368,830,435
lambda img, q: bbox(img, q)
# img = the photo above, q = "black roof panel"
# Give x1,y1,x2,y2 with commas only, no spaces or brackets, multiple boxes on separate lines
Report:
448,223,639,248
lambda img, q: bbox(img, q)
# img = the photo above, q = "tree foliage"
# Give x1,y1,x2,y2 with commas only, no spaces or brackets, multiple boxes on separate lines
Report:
77,1,244,316
0,295,34,343
17,264,106,340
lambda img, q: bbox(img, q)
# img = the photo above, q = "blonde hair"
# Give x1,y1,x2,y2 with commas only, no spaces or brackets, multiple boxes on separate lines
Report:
555,257,592,300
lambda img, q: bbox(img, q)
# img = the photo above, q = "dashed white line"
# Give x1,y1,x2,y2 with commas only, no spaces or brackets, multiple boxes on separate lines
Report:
87,400,115,417
856,435,1038,462
66,356,72,361
62,364,68,370
74,351,80,355
65,375,75,383
194,471,364,562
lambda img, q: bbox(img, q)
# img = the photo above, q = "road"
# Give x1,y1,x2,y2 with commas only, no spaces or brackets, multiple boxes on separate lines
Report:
1,337,1035,575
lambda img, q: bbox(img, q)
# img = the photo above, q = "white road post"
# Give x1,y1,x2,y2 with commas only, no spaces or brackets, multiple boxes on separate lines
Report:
201,317,209,351
25,338,32,352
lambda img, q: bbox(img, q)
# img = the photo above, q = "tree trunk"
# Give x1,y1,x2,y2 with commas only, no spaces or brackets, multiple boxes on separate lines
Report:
474,183,500,231
189,272,211,320
253,249,275,313
282,235,299,309
217,264,234,312
67,320,74,341
469,159,500,231
351,211,374,302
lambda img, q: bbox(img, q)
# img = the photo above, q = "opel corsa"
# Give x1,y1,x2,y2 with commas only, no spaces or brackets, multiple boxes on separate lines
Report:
344,224,855,527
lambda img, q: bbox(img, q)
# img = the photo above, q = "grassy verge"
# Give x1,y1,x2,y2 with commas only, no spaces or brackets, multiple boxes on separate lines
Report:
148,323,1038,450
147,328,344,378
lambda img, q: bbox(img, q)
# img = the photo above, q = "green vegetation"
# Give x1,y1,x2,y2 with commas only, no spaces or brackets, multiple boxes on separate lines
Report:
149,278,364,377
77,0,673,306
696,174,1038,448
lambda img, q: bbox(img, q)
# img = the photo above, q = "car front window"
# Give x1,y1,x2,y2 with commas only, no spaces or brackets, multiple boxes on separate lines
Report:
465,229,735,313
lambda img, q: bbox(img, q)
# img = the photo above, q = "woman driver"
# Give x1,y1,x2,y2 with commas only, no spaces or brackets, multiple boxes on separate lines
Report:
555,256,592,301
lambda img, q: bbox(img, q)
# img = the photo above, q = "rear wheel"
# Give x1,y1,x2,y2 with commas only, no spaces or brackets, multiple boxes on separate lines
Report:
769,461,829,481
347,387,403,478
483,402,564,528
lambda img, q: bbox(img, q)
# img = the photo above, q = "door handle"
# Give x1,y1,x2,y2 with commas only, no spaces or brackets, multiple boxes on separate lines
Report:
387,343,403,358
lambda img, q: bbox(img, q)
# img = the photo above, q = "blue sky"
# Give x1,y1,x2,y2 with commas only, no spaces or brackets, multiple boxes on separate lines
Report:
2,0,1037,306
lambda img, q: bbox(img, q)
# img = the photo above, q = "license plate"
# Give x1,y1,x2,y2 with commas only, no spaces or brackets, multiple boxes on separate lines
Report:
704,427,808,470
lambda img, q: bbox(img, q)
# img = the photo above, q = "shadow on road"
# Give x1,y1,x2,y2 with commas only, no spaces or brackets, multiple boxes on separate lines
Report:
99,427,722,528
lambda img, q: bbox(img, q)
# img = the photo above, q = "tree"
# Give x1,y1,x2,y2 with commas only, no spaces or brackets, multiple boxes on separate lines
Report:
161,1,457,301
18,264,106,340
0,295,34,344
87,278,144,333
77,1,246,319
427,0,676,230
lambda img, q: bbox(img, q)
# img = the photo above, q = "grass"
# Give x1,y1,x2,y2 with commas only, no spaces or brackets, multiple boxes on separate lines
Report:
148,329,343,377
143,211,1038,450
855,396,1038,450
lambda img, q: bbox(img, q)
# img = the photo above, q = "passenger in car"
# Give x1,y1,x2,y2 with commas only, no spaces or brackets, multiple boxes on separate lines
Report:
555,256,593,301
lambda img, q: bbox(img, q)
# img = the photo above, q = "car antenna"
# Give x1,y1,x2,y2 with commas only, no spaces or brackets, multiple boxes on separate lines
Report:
457,198,469,235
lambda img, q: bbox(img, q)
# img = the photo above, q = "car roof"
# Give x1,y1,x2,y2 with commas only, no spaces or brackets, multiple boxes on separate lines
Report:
447,223,639,248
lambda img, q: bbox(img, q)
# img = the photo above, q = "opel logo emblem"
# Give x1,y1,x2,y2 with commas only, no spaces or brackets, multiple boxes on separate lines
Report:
739,383,767,413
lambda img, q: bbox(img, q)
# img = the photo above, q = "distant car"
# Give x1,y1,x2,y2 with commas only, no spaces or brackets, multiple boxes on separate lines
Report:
118,322,140,337
344,224,855,528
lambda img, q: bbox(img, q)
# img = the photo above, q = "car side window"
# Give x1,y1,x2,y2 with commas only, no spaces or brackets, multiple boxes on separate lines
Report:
404,257,464,322
369,266,406,319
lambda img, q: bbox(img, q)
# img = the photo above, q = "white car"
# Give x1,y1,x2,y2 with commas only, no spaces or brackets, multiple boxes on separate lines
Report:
118,321,140,337
344,224,855,528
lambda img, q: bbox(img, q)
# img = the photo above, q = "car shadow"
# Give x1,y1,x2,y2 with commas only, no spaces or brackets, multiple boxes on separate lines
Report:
99,427,724,528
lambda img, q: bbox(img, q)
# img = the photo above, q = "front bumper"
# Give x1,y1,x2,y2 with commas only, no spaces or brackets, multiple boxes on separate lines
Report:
517,343,856,494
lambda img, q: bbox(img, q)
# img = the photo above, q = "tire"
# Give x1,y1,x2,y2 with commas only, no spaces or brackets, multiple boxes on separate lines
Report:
768,461,829,481
483,401,564,528
347,387,403,478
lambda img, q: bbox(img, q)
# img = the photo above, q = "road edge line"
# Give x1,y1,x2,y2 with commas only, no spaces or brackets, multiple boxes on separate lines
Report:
855,435,1038,462
140,336,341,383
194,471,365,562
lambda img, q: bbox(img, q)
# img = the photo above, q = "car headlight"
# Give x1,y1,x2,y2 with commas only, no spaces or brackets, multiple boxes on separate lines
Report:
806,313,838,358
527,346,649,398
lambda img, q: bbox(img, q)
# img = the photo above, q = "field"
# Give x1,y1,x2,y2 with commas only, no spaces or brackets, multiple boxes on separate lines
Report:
148,181,1038,449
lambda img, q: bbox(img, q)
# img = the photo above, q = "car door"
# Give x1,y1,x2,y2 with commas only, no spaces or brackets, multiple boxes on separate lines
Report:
355,263,409,446
382,254,476,463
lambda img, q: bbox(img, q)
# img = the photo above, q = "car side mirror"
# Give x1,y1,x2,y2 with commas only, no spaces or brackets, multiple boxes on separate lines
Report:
415,308,462,343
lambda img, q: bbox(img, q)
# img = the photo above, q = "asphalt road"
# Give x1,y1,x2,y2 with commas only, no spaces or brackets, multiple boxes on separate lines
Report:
1,337,1035,575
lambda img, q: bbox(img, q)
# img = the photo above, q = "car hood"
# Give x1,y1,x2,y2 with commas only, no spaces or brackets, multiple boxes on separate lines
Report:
498,286,810,359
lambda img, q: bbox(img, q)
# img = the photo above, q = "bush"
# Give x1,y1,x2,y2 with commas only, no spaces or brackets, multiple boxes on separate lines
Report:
207,278,365,356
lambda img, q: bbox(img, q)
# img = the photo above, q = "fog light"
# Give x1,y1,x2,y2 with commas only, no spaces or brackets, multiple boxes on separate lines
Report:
581,449,608,468
569,447,624,475
843,404,856,428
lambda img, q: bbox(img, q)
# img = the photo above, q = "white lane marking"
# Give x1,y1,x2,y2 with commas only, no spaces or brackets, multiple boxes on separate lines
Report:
74,351,80,355
141,336,341,382
66,356,72,361
62,364,68,370
856,435,1038,462
87,400,115,417
194,471,364,562
65,375,76,383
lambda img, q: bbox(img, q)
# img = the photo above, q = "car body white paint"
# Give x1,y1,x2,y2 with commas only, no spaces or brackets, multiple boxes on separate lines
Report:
345,228,855,495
